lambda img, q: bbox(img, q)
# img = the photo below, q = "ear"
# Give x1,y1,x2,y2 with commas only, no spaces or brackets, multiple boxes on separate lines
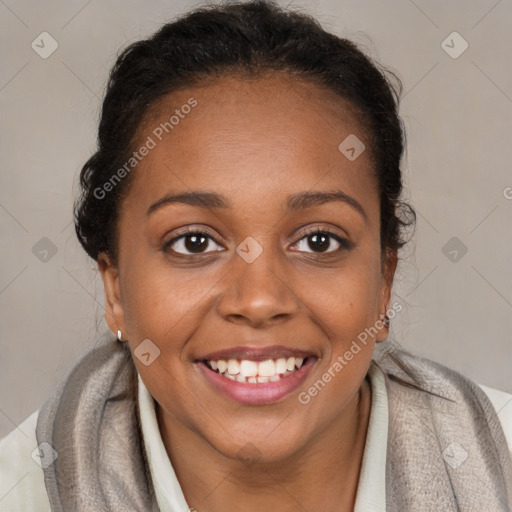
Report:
98,252,125,338
376,248,398,342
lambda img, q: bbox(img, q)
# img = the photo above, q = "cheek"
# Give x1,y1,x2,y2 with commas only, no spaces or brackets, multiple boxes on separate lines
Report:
296,264,380,421
302,258,383,345
120,261,216,421
121,262,216,344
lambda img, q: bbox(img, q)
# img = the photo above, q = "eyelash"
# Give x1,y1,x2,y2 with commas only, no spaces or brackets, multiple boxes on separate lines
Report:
162,226,352,256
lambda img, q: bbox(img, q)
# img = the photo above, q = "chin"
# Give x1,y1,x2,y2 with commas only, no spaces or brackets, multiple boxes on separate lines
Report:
209,425,309,465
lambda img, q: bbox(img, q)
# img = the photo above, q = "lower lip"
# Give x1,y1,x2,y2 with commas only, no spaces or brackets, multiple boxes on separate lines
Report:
196,357,316,405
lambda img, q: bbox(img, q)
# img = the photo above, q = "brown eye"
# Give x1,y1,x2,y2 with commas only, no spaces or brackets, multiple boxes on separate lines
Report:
164,231,224,255
307,233,331,252
291,229,351,254
183,233,209,253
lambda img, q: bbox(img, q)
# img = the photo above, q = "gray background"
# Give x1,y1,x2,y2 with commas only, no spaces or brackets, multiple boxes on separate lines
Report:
1,0,511,439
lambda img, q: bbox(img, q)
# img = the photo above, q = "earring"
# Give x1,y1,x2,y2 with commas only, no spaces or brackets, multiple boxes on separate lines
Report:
383,315,390,328
117,329,124,343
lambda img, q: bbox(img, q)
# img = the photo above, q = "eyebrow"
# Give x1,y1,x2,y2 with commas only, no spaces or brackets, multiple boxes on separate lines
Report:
287,190,367,222
147,191,227,215
146,189,367,221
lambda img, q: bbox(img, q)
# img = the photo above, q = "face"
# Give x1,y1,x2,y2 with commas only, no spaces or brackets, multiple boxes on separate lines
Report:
100,73,396,463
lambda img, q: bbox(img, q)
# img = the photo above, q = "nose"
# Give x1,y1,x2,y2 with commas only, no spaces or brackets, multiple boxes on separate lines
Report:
216,247,300,328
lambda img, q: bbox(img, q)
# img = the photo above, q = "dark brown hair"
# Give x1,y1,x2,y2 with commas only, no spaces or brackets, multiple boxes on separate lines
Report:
74,0,415,262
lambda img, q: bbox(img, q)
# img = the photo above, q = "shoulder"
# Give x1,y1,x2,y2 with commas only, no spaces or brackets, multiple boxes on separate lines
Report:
0,409,51,511
478,383,512,459
376,348,512,458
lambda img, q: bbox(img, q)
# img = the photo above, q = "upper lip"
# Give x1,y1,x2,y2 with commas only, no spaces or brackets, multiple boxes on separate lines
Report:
196,345,316,362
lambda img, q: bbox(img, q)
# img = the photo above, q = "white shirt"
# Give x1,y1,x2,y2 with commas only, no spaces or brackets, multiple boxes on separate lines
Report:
1,364,511,511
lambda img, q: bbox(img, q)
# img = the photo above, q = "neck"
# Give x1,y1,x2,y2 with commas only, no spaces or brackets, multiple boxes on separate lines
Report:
157,376,372,512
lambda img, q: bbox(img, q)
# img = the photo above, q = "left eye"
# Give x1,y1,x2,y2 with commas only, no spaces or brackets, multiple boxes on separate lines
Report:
292,231,348,254
165,232,224,255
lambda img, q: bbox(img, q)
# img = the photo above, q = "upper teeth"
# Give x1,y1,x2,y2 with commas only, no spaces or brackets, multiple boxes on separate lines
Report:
208,357,305,380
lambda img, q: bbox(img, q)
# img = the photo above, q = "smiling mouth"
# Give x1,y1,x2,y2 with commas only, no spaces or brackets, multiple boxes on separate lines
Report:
201,356,310,383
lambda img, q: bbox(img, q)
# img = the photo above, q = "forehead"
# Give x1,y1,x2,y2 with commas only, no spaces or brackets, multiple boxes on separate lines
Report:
126,73,378,216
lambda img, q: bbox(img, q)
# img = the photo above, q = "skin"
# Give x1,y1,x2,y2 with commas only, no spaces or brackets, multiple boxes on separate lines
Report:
99,73,397,512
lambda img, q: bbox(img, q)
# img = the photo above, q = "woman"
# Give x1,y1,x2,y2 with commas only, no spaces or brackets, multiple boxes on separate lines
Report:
1,1,511,510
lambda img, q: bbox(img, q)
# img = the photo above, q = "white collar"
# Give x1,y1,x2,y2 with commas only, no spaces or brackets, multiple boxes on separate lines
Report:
137,373,190,511
354,362,388,512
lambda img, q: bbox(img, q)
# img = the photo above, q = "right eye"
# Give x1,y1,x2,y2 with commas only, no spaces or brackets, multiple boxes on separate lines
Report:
163,229,225,256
